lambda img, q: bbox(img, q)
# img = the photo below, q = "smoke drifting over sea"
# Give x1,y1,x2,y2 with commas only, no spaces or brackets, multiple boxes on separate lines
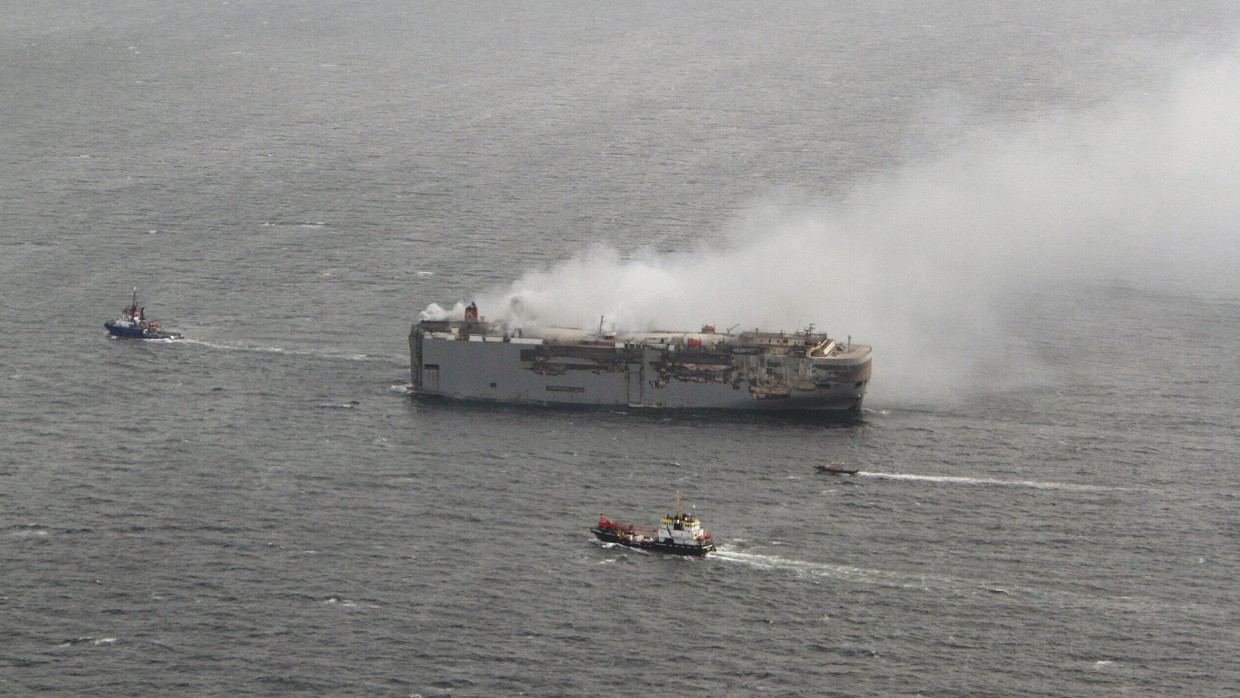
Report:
463,48,1240,404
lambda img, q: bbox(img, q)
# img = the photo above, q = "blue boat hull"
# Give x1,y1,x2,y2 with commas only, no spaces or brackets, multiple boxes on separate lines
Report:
105,321,181,340
590,527,715,556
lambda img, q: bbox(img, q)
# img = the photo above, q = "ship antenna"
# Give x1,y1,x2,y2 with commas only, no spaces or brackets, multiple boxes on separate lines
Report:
598,315,605,336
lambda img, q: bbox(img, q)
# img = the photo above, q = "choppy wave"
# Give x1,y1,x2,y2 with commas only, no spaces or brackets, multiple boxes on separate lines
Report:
260,220,328,228
10,524,49,539
316,401,360,409
58,637,118,647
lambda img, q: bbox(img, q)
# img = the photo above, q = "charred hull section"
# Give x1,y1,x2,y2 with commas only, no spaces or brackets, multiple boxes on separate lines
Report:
409,314,871,411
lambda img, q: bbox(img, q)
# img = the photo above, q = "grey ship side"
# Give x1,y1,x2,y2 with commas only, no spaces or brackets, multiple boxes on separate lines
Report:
409,308,871,411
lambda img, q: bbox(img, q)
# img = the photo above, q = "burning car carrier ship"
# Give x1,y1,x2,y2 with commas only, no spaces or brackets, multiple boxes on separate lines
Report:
409,304,871,411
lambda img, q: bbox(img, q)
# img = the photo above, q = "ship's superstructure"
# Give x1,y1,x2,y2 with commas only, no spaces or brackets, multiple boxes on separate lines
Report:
409,305,871,411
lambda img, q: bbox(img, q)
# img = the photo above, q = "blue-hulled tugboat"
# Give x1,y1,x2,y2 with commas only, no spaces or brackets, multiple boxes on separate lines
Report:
591,495,715,556
104,288,183,340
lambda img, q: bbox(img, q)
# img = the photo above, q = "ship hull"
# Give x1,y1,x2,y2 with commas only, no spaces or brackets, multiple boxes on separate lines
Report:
590,528,714,556
104,321,182,340
409,324,870,412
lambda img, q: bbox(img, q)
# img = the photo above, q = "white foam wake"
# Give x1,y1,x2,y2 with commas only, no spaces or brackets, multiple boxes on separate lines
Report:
180,339,399,363
713,549,971,593
711,549,1200,614
857,471,1128,492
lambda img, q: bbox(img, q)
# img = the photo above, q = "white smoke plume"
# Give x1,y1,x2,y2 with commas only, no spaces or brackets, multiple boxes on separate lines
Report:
468,48,1240,405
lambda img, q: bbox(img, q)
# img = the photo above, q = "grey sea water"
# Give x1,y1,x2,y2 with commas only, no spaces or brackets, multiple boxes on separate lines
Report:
3,2,1239,696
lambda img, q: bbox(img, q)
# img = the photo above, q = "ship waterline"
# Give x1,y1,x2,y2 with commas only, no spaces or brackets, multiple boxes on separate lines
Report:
409,312,871,411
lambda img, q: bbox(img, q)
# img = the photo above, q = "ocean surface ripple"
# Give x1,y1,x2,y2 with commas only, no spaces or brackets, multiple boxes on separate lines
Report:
3,2,1238,696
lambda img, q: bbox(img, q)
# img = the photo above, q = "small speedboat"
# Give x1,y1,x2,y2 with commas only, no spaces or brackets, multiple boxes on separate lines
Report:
104,288,183,340
591,495,715,556
815,463,859,475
